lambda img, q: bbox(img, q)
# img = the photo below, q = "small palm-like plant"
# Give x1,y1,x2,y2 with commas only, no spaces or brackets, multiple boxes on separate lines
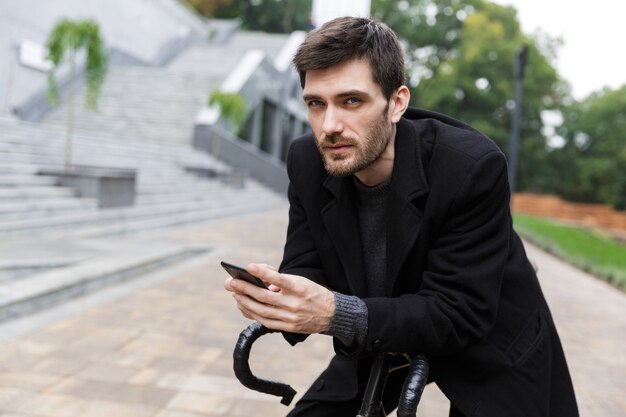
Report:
46,18,107,169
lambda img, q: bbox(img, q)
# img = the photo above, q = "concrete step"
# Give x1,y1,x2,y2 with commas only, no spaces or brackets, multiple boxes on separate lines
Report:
0,138,217,171
0,241,210,323
137,181,234,194
0,186,76,201
74,198,284,238
0,198,98,220
0,174,59,187
39,65,223,144
0,258,77,283
0,189,285,238
0,162,41,175
1,123,226,169
135,184,269,202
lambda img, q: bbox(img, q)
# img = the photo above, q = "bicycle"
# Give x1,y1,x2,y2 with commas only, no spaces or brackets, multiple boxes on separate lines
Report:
233,322,429,417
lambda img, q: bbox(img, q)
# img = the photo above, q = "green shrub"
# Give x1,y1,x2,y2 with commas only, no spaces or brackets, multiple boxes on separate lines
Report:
208,90,247,133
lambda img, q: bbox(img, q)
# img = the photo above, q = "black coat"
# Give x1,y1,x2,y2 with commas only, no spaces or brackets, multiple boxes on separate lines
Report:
279,108,578,416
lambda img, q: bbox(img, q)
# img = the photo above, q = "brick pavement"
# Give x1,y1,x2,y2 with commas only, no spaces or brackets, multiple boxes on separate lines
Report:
0,207,624,416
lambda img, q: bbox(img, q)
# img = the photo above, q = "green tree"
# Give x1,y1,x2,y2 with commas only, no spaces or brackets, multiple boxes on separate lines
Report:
46,18,107,169
184,0,234,16
184,0,313,33
372,0,564,192
555,85,626,209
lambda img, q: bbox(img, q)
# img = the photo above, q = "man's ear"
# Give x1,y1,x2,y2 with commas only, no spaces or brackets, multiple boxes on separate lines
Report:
389,85,410,123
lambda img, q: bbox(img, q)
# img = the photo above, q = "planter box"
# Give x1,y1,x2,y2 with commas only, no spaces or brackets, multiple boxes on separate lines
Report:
39,166,137,208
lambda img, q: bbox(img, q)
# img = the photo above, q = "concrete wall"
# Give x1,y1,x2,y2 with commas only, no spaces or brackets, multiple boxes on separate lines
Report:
512,193,626,232
193,124,289,194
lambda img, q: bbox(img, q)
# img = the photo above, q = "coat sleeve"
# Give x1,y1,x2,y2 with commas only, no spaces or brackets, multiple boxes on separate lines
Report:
363,150,512,356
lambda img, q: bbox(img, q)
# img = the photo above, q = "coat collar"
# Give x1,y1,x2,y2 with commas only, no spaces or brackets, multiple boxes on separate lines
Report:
320,117,429,296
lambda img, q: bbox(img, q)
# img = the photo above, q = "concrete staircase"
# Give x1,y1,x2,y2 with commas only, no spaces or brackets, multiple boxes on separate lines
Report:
0,115,287,323
41,31,292,145
0,30,295,323
0,117,286,238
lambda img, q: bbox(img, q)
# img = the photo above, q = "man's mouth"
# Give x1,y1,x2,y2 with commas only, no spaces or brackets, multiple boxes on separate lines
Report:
324,144,353,154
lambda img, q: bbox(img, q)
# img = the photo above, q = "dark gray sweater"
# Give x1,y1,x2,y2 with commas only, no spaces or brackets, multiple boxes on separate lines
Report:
326,178,389,346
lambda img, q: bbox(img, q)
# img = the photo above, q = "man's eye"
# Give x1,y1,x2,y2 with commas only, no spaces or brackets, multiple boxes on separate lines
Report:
346,97,361,105
307,100,324,108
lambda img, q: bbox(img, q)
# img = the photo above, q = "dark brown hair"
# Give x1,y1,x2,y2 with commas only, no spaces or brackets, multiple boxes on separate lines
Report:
292,16,405,100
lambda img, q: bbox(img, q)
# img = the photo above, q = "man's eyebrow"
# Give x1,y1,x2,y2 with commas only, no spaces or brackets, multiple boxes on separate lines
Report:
336,89,370,99
302,94,321,102
302,90,371,101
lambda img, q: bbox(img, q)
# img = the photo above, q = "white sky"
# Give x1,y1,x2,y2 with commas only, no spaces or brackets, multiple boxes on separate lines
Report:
493,0,626,99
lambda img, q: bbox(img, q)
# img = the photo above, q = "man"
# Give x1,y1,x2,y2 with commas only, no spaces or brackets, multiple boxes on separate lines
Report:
224,16,578,417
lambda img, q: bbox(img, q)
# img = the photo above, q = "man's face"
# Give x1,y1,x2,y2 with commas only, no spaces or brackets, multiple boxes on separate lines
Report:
302,59,396,178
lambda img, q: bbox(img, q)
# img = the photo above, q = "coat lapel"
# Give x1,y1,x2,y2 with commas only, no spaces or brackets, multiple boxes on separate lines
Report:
385,118,429,295
321,175,368,297
319,117,429,297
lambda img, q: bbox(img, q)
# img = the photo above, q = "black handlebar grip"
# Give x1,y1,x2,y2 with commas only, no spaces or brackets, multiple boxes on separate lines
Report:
396,354,429,417
232,322,297,406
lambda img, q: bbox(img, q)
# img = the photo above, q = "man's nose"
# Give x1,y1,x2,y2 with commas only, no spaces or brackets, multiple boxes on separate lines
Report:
321,107,343,136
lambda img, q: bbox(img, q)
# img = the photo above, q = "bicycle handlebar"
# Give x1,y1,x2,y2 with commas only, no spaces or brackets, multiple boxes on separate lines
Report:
357,353,429,417
233,322,429,415
232,322,297,405
396,353,429,417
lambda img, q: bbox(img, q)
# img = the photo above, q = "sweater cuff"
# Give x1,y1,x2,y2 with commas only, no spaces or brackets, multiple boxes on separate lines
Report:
324,292,368,346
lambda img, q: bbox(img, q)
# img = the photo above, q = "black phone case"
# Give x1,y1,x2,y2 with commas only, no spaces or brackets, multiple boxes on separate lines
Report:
221,261,268,289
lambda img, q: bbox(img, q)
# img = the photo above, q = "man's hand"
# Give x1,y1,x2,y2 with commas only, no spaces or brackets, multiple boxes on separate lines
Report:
223,263,335,334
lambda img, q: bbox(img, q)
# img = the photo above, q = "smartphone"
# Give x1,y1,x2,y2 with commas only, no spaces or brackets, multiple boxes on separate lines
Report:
221,261,269,289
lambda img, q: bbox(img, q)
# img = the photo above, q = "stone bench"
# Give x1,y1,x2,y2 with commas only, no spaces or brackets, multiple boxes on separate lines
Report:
38,165,137,209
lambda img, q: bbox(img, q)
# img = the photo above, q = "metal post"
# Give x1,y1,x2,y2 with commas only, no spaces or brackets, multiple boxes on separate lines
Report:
508,45,528,194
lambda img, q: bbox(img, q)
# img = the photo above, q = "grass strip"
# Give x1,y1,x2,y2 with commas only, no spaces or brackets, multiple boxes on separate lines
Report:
513,214,626,291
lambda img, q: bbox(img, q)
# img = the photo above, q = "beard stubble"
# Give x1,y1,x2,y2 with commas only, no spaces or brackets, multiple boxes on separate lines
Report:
316,107,393,177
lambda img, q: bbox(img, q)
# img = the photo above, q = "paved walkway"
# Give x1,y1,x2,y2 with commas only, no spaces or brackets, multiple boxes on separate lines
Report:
0,207,624,416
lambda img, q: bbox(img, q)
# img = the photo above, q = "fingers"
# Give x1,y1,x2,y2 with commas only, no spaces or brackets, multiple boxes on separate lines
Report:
267,284,281,292
223,277,235,293
248,263,293,291
224,276,262,295
233,293,294,326
256,263,277,271
228,277,274,306
235,298,254,320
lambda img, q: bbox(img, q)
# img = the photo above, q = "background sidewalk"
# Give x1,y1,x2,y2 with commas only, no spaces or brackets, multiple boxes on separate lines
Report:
0,207,624,416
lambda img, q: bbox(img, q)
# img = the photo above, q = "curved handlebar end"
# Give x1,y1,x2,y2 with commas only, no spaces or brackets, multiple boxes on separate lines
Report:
232,322,297,406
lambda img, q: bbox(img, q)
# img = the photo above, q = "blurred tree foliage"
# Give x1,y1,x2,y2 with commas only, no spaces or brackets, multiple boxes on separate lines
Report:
185,0,626,210
183,0,313,33
553,86,626,209
372,0,564,192
184,0,233,16
372,0,626,210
